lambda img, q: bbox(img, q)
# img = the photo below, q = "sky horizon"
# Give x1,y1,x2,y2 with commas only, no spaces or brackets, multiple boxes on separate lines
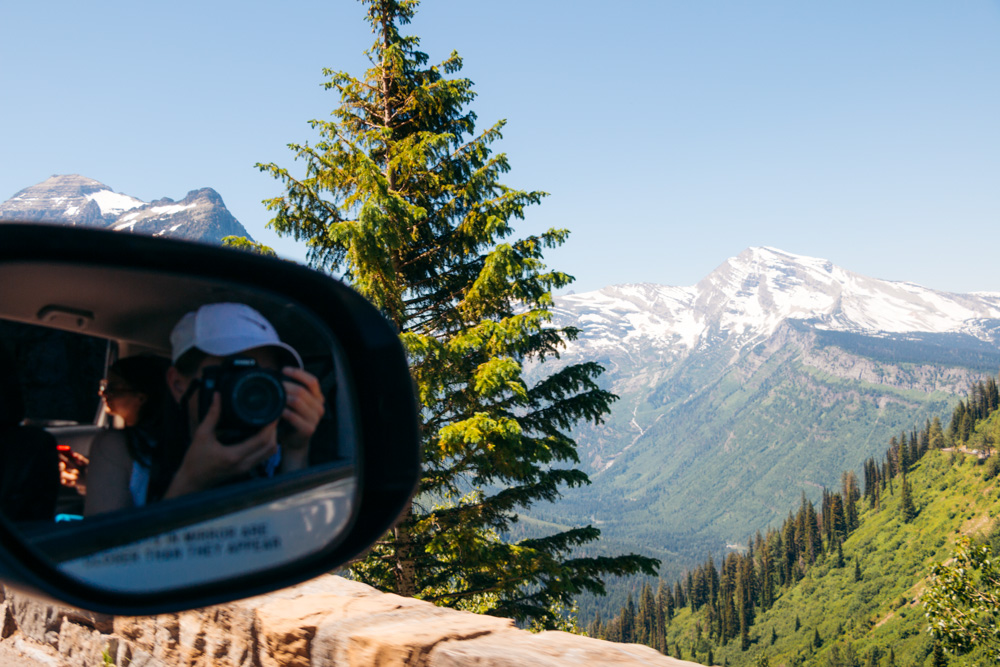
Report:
2,1,999,296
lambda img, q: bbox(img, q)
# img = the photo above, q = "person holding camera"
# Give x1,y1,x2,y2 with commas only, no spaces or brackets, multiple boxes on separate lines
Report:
85,303,325,515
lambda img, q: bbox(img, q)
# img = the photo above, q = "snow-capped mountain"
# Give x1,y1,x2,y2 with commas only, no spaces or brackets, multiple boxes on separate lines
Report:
0,174,253,244
553,247,1000,359
529,248,1000,568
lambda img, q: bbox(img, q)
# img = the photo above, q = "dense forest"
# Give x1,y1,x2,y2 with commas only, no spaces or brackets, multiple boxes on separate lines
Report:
586,377,1000,666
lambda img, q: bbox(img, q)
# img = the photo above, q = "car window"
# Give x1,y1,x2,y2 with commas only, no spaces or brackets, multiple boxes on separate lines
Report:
0,319,111,426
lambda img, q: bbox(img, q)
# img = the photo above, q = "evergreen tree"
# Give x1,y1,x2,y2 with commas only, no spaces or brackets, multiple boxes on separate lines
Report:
654,579,668,646
795,615,801,632
830,493,847,544
842,471,860,532
813,628,822,649
637,583,655,645
949,404,964,443
620,592,636,644
760,549,775,611
604,615,622,643
853,556,862,582
930,416,946,449
661,580,675,623
707,553,720,604
960,411,973,443
257,0,657,625
899,432,911,471
773,531,787,587
900,474,917,523
888,436,900,477
587,610,604,639
908,430,920,466
674,579,687,610
932,640,948,667
805,500,822,563
782,514,798,581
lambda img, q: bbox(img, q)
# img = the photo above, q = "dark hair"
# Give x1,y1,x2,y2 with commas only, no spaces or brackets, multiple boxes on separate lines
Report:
108,355,170,427
145,347,207,503
173,348,208,377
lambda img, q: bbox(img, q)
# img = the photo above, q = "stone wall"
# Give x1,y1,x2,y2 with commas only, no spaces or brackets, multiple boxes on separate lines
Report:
0,575,703,667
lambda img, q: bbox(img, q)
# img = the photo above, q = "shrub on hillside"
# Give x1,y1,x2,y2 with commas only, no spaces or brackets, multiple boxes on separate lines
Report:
982,455,1000,481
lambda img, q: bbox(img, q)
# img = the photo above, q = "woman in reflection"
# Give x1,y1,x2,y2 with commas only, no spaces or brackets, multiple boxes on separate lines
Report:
59,356,170,499
84,355,170,514
100,356,170,429
85,303,324,515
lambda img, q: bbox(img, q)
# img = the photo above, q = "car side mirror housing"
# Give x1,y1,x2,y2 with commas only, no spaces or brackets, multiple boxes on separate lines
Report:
0,224,419,615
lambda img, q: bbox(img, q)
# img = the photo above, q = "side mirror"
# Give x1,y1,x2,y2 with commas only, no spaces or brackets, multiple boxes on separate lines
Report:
0,224,419,614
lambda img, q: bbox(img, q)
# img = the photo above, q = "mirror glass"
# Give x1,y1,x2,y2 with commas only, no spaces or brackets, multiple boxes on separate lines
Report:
0,260,361,593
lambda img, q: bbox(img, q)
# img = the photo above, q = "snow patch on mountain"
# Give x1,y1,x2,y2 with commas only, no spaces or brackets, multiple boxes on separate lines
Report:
148,203,196,217
85,189,144,216
554,246,1000,358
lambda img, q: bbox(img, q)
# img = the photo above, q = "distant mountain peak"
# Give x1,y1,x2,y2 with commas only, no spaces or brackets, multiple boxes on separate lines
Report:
554,248,1000,360
36,174,109,193
0,175,252,244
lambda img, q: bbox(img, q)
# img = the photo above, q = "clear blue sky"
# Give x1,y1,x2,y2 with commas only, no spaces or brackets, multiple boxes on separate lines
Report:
2,1,999,295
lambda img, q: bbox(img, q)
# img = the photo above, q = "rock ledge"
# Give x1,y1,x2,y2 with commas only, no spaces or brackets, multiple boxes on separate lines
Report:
1,575,701,666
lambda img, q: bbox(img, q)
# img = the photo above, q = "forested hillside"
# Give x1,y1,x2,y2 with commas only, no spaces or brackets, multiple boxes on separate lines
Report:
529,247,1000,591
588,377,1000,666
532,320,983,587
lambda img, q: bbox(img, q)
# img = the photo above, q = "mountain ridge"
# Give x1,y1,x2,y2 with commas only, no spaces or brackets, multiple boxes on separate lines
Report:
0,174,253,244
526,247,1000,584
553,247,1000,365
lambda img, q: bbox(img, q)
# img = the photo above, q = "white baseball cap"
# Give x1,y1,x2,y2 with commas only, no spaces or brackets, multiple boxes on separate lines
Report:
170,302,303,368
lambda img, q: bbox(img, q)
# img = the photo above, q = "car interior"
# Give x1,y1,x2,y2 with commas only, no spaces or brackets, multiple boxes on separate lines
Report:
0,258,362,591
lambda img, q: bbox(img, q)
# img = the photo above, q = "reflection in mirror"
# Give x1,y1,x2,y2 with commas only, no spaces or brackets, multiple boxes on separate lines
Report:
0,261,361,593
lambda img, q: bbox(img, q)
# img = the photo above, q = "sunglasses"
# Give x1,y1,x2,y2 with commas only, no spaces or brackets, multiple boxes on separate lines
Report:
98,379,138,398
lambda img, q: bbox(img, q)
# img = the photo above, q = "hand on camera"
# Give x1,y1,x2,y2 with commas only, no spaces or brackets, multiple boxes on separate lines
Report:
279,367,325,471
166,393,279,499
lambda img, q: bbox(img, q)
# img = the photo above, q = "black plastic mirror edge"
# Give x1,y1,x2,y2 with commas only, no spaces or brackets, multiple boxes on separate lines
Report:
0,223,420,614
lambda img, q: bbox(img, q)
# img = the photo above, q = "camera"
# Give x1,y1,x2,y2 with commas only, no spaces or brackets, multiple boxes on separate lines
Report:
197,357,286,444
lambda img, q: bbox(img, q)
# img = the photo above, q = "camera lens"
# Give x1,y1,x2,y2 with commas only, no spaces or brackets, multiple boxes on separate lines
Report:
230,372,285,426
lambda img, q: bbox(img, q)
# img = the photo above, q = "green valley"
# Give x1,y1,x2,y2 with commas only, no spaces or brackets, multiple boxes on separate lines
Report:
531,321,982,580
588,379,1000,666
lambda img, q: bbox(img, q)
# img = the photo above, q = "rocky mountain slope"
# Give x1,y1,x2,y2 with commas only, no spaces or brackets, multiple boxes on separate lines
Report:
0,175,252,244
528,247,1000,574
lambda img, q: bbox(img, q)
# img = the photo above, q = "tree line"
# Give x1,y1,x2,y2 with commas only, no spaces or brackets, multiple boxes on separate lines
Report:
588,375,1000,661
